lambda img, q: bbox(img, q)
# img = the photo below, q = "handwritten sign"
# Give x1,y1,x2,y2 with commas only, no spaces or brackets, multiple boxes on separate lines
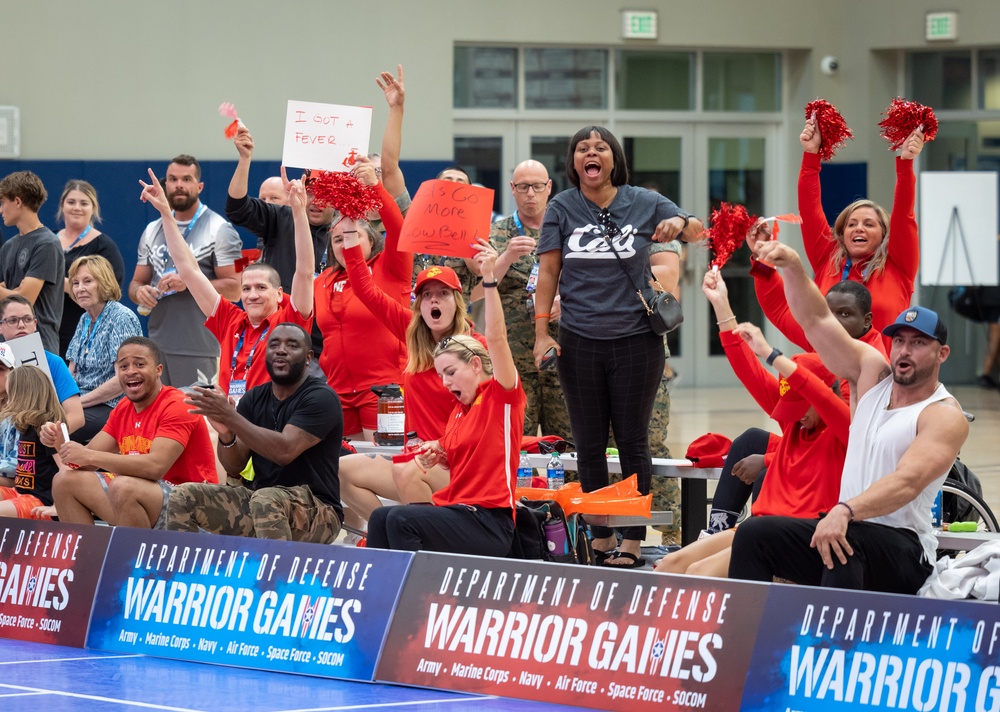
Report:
281,100,372,172
398,180,494,259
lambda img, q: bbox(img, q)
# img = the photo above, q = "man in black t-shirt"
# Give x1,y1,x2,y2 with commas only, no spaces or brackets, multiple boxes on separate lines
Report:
165,322,344,541
0,171,64,353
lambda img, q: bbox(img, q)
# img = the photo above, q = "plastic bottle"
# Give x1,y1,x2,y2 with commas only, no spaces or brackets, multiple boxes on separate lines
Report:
546,452,565,490
404,431,423,454
517,451,533,489
931,489,943,527
373,384,405,446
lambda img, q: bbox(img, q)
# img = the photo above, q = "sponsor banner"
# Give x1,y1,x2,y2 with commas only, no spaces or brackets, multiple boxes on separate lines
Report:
376,552,769,711
87,528,412,681
739,585,1000,711
0,520,112,647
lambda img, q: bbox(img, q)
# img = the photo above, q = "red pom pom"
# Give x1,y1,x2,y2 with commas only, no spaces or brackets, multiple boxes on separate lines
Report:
804,100,853,161
223,120,239,140
878,98,938,150
704,203,757,270
307,171,383,221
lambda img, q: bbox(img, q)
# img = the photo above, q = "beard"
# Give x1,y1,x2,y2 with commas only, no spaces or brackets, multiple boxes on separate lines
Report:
168,190,198,212
268,358,306,386
892,359,935,386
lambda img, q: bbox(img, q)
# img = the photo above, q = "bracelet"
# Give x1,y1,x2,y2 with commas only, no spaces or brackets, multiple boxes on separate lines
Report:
765,347,783,366
482,280,498,288
534,313,551,320
717,316,736,326
835,501,855,521
219,434,238,448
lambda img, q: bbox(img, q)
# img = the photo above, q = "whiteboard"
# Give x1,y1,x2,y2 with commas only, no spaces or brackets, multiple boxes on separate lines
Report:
919,172,998,286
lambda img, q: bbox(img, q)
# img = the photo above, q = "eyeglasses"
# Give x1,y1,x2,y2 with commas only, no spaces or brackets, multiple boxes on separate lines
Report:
598,208,622,238
512,182,549,194
1,315,35,327
438,336,480,360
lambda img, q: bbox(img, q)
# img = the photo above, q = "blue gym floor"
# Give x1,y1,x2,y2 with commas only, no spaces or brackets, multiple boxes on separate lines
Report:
0,639,580,712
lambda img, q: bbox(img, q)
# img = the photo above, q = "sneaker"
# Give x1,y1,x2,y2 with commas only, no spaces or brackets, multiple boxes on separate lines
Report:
975,374,999,389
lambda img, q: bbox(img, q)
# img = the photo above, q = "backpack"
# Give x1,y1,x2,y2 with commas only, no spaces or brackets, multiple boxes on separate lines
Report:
948,286,1000,323
509,499,593,565
943,458,985,523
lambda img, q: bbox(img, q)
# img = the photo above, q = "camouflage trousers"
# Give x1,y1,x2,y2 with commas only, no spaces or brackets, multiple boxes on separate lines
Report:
565,373,681,545
165,483,341,543
522,368,573,440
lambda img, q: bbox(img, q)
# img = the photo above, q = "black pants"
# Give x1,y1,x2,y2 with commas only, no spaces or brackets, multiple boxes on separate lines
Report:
729,515,933,594
707,427,772,533
71,403,114,443
557,328,664,542
367,504,514,557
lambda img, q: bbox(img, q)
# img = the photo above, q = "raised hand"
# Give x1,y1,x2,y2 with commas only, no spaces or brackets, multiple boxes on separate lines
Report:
351,155,379,186
139,168,170,214
900,128,925,160
377,65,405,109
800,115,821,154
234,126,254,160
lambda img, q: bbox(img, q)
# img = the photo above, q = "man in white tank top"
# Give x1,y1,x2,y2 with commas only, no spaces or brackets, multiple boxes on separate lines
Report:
729,242,969,593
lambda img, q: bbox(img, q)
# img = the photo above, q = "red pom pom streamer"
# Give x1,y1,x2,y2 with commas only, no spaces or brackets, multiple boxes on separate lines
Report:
704,203,757,270
878,98,938,150
218,102,244,140
804,100,853,161
307,171,383,221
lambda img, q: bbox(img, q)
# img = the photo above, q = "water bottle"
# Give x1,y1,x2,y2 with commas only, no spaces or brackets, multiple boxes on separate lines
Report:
546,452,564,490
931,489,943,527
372,384,405,446
517,451,532,489
404,431,424,454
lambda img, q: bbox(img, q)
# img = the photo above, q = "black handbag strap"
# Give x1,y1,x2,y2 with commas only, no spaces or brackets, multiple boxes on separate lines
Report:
596,211,659,315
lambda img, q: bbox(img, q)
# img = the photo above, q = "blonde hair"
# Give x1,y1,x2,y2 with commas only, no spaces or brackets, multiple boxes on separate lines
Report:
68,254,122,302
827,199,890,283
404,288,471,374
433,334,492,376
1,365,67,434
56,180,101,224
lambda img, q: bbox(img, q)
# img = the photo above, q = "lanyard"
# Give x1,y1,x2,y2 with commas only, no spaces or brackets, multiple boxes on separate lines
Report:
230,324,270,377
64,225,92,252
511,211,525,236
82,306,106,356
841,258,870,281
174,203,207,239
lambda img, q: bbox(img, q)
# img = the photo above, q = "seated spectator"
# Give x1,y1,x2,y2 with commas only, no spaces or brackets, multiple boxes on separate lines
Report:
0,344,17,480
0,295,84,433
366,241,525,556
167,323,343,542
40,337,216,528
0,365,65,519
55,179,125,356
729,241,969,593
139,168,312,400
655,269,849,577
65,255,142,441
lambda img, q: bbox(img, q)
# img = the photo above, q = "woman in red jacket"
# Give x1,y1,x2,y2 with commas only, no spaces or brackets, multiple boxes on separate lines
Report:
313,159,413,439
798,116,924,346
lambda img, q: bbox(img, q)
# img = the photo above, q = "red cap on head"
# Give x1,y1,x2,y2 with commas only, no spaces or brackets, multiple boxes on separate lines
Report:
414,266,462,293
769,352,837,423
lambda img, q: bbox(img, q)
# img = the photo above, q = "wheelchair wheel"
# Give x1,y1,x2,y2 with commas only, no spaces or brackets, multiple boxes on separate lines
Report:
942,481,998,532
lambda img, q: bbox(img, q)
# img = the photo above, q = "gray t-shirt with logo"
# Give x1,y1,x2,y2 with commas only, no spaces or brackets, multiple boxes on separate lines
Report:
538,185,683,339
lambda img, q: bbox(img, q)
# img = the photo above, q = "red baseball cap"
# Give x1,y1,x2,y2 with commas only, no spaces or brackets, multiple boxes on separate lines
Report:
414,266,462,292
769,352,837,423
685,433,732,468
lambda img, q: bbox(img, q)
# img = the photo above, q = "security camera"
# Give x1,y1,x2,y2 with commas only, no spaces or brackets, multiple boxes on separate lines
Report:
820,56,839,76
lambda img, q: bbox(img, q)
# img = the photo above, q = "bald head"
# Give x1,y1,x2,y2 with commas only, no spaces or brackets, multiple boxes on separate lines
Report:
510,160,551,225
258,177,287,205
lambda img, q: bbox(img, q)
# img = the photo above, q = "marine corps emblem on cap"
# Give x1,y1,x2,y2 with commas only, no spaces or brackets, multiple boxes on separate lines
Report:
427,267,443,278
905,310,918,322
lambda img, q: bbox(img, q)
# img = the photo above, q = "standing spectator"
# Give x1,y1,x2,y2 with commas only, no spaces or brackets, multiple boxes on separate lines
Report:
257,177,287,206
128,155,242,387
0,295,84,434
0,171,64,353
54,180,125,357
65,255,142,442
532,126,703,568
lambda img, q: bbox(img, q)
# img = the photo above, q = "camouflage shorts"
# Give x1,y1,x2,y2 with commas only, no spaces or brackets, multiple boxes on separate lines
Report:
165,483,341,543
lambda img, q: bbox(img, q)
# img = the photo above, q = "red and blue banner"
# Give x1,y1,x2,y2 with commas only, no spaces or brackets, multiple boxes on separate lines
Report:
739,584,1000,711
376,552,769,710
0,520,111,647
87,528,412,681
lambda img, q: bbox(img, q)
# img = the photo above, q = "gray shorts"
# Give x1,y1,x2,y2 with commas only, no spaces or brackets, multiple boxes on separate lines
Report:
97,472,173,530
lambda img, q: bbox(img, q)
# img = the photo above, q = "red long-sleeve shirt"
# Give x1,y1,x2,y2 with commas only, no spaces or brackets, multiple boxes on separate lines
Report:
314,183,413,394
798,152,919,349
721,329,850,519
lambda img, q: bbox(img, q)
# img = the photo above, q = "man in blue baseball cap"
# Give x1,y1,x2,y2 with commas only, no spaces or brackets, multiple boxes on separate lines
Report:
729,242,968,594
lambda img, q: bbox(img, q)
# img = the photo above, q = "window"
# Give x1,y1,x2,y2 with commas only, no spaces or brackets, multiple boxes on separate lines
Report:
908,51,973,110
980,50,1000,110
703,52,781,112
454,47,517,109
453,136,503,213
524,49,608,109
616,51,693,110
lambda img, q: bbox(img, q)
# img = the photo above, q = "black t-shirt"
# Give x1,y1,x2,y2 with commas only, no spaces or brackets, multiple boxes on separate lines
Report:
238,375,344,519
0,227,65,353
14,426,59,506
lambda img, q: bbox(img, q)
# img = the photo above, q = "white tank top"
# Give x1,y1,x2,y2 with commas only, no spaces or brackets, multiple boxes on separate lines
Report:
840,376,953,563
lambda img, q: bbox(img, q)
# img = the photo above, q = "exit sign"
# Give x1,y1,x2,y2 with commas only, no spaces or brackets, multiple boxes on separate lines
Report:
622,10,657,40
926,12,958,41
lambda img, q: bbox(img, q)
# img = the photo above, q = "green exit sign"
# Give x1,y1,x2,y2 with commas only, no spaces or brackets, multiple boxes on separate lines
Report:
926,12,958,41
622,10,658,40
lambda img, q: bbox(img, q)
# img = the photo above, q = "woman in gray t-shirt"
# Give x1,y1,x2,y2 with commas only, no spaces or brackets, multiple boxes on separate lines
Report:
532,125,703,569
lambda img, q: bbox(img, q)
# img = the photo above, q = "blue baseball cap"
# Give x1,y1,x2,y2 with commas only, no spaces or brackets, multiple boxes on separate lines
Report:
881,306,948,345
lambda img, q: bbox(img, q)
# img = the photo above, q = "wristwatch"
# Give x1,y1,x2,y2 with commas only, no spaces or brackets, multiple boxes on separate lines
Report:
765,347,783,366
676,213,692,242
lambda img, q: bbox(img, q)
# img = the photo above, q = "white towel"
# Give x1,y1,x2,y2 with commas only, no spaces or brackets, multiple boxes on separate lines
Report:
918,540,1000,600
